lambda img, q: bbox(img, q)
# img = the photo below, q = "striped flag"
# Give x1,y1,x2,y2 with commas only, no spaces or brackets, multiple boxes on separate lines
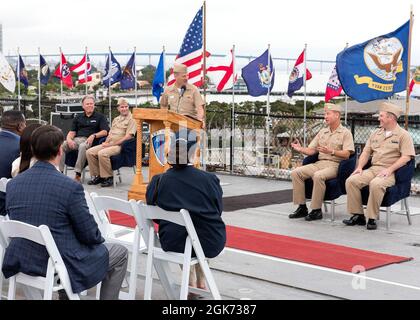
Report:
167,6,210,87
207,50,236,92
70,54,92,84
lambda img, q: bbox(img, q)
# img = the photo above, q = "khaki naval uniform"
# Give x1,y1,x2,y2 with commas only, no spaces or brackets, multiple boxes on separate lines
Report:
291,124,355,209
160,83,204,121
86,113,137,178
346,125,415,219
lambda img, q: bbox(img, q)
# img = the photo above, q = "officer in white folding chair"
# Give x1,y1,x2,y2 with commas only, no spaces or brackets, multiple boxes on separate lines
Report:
145,129,226,299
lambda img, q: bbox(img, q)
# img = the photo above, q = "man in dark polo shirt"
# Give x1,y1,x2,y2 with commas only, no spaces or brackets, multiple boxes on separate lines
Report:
59,95,109,182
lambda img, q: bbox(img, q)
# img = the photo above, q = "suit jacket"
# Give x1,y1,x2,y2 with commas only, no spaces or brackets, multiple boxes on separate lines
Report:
2,161,109,293
146,166,226,258
0,130,20,216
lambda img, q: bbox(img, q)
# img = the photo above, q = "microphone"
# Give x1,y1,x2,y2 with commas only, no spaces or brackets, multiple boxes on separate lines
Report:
177,85,187,113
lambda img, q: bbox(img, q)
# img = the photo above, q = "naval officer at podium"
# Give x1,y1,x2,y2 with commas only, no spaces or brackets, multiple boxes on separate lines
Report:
160,63,205,127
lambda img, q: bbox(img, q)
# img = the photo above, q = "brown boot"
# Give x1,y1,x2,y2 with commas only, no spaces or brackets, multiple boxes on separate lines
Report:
74,173,81,183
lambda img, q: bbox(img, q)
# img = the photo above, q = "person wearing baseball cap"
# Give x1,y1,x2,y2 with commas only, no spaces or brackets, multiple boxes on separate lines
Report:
344,101,415,230
290,103,355,221
160,63,205,128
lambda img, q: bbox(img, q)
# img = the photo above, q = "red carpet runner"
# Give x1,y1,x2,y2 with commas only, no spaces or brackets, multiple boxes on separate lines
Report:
108,211,412,272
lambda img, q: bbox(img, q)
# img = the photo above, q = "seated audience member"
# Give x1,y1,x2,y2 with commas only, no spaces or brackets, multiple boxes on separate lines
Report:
0,110,26,215
344,102,415,230
59,95,109,182
146,130,226,296
289,103,354,221
2,125,128,300
11,123,43,177
86,97,137,187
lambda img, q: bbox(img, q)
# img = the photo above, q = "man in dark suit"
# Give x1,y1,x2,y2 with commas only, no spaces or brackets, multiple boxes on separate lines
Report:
146,129,226,292
0,110,26,216
2,125,128,299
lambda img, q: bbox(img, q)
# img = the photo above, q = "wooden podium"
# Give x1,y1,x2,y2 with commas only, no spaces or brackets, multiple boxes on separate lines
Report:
128,108,202,201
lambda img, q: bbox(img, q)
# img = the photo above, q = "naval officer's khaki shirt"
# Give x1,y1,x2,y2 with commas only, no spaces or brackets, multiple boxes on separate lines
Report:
108,112,137,143
363,125,415,167
308,124,355,162
160,83,204,120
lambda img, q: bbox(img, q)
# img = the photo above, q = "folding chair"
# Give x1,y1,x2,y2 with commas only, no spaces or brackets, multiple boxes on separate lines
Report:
0,220,79,300
135,201,221,300
90,193,146,300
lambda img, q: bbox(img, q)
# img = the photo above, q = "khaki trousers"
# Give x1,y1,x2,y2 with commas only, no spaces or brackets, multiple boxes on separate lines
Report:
291,160,340,210
59,137,91,174
86,145,121,178
345,166,395,220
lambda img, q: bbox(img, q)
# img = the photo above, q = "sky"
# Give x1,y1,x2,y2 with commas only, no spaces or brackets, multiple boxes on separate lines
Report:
1,0,418,65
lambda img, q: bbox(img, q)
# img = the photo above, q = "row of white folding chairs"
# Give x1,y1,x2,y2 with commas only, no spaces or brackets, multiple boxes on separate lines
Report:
0,190,221,300
86,192,221,300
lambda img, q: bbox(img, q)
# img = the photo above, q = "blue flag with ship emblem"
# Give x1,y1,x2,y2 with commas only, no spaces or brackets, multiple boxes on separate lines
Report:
241,49,275,97
336,20,409,103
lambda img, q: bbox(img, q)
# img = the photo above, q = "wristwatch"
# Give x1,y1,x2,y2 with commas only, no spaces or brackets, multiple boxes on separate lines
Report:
331,150,335,156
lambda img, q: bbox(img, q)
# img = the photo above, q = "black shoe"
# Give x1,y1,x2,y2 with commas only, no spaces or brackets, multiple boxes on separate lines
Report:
100,177,114,188
289,205,308,219
366,219,377,230
87,176,103,185
58,289,69,300
305,209,323,221
343,214,366,226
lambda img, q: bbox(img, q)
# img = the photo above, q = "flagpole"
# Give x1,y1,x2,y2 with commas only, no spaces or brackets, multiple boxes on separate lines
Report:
202,0,207,171
344,42,349,126
85,46,88,95
303,43,307,147
108,47,112,123
266,44,271,172
405,5,414,130
17,47,21,111
38,47,41,123
59,47,63,106
134,46,138,107
163,45,166,87
230,44,236,174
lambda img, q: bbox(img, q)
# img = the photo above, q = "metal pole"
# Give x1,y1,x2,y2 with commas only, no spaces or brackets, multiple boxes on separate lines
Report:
38,47,41,123
134,46,137,107
59,47,63,106
230,45,235,174
17,47,20,111
405,6,414,130
266,44,271,172
108,47,112,123
202,0,207,171
303,43,307,147
85,46,88,95
344,42,349,126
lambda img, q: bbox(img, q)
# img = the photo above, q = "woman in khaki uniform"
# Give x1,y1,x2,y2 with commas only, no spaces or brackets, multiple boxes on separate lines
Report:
344,102,415,230
290,103,355,221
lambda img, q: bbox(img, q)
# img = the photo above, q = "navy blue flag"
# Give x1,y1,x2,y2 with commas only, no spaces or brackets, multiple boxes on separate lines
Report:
39,54,50,85
16,55,29,88
241,49,275,97
120,52,136,90
336,21,409,103
102,51,122,87
152,52,165,102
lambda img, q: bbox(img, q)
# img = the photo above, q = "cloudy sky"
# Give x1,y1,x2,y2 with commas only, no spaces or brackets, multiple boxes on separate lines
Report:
1,0,418,64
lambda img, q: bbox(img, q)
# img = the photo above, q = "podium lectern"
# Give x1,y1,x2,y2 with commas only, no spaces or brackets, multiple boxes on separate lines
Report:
128,108,202,201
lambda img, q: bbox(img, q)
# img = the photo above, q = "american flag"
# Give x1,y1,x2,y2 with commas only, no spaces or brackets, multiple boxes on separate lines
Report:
167,6,210,87
70,54,92,84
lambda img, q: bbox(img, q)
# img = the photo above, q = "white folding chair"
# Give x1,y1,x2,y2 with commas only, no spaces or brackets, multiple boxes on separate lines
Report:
135,201,221,300
0,220,80,300
90,193,146,300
